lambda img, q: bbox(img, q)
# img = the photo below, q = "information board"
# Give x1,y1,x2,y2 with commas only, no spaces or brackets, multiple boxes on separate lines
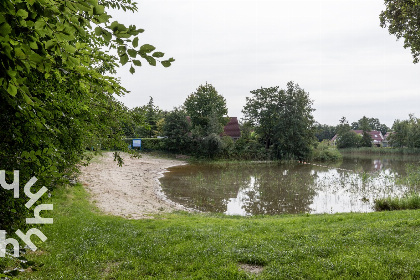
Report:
132,139,141,148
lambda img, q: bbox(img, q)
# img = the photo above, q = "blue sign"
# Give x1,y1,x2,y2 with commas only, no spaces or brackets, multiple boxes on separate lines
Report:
133,139,141,148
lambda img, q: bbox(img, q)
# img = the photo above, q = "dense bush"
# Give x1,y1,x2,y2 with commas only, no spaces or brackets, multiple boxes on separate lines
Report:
202,133,224,158
311,141,343,162
142,138,165,151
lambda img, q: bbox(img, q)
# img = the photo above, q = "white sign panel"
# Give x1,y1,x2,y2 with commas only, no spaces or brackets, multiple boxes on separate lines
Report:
132,139,141,148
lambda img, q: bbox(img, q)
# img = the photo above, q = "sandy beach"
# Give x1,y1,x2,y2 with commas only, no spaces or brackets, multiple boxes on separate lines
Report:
78,152,189,219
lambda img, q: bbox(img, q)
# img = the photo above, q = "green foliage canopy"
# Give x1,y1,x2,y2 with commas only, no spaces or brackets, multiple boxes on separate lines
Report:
242,86,281,149
351,117,389,136
273,82,316,160
0,0,174,101
359,116,373,147
242,82,316,160
380,0,420,63
315,123,337,142
183,83,228,135
163,108,192,153
389,114,420,148
335,117,362,148
0,0,173,231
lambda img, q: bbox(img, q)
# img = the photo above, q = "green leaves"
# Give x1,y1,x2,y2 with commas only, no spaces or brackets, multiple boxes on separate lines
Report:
132,60,141,66
95,26,103,36
140,44,155,53
45,39,56,50
29,40,38,49
0,0,176,150
127,49,137,58
64,44,76,54
380,1,420,63
16,9,28,19
132,37,139,48
93,4,105,15
34,19,46,30
152,52,164,58
1,0,178,238
120,53,129,65
145,56,156,66
161,58,175,67
0,22,11,36
161,61,171,67
7,83,17,96
23,93,34,105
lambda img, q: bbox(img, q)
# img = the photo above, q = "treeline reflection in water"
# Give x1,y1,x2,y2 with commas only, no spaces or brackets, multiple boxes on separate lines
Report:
159,155,420,215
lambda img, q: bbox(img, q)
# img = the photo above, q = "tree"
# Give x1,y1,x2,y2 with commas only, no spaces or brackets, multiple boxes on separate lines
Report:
242,86,281,149
389,114,420,148
273,82,316,161
0,0,173,231
144,97,162,138
389,119,409,147
242,82,316,160
336,117,361,148
183,83,228,135
351,117,389,135
121,106,148,138
315,123,337,142
163,108,192,153
380,1,420,63
359,116,373,147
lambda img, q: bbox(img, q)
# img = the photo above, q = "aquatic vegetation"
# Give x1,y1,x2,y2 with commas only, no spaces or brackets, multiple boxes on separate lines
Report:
374,193,420,211
396,164,420,188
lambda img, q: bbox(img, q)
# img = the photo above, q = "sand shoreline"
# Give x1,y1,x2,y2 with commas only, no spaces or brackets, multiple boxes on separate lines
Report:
78,152,190,219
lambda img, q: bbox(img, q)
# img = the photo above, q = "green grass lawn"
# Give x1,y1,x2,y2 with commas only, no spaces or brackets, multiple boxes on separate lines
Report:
5,184,420,279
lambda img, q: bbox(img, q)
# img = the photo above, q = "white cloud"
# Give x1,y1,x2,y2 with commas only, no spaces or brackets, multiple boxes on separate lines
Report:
111,0,420,127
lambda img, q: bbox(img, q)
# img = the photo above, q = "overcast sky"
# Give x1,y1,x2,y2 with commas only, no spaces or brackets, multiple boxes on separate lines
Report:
110,0,420,127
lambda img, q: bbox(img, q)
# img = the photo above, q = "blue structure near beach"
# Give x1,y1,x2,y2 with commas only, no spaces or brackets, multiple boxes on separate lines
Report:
133,139,141,149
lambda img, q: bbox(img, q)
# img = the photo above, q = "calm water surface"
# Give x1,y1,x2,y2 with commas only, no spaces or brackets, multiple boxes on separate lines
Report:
159,155,420,215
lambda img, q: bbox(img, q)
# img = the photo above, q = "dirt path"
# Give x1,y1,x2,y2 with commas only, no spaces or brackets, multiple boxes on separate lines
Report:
78,152,189,219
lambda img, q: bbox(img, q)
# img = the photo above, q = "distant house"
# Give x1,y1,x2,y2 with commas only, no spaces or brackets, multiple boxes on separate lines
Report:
186,116,241,140
331,130,384,147
222,117,241,140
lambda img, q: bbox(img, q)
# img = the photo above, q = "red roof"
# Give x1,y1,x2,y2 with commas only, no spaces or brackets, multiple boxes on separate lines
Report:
223,117,241,138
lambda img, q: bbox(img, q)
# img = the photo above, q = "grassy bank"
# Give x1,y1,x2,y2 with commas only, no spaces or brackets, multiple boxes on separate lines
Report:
339,147,420,155
3,184,420,279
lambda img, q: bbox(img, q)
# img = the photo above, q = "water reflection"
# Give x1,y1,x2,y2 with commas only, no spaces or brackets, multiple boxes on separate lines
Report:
159,155,420,215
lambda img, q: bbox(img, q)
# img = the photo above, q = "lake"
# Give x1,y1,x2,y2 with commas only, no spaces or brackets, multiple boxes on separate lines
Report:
159,155,420,215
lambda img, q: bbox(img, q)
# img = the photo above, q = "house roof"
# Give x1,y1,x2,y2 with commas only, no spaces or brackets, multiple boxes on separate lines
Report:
223,117,241,138
185,116,241,138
